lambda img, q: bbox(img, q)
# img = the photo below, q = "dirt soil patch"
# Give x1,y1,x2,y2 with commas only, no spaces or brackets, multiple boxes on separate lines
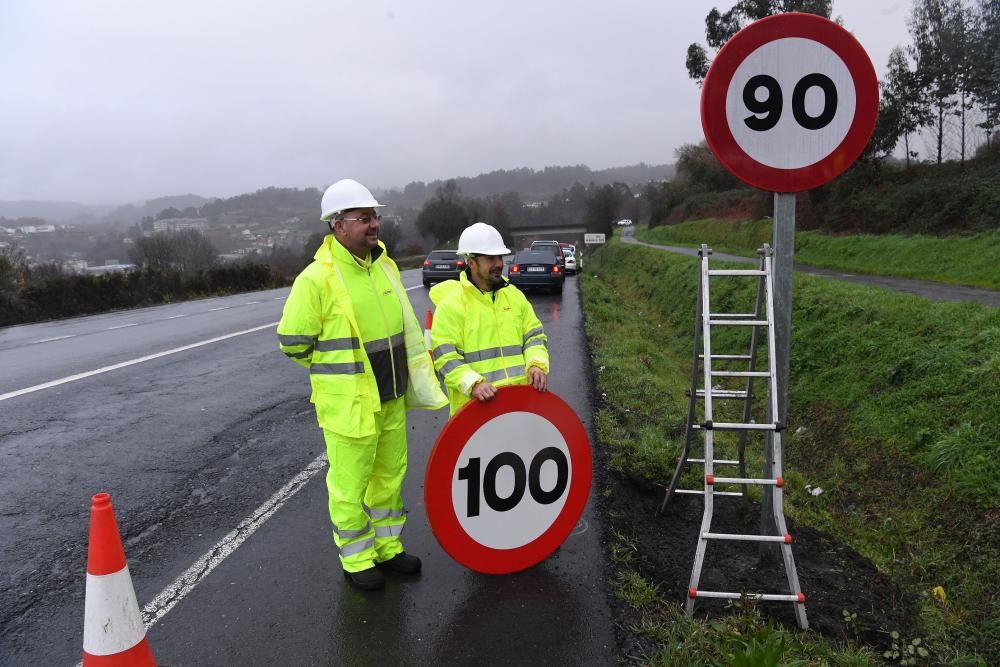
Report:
597,465,920,659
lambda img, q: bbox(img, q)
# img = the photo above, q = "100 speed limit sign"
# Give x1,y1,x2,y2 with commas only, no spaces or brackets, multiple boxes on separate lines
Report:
701,12,879,192
424,385,591,574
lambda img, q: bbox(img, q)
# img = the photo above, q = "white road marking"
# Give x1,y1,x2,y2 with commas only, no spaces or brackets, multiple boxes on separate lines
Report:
141,453,327,630
0,322,278,402
35,334,76,343
106,323,138,330
208,307,230,311
244,301,260,305
166,314,188,320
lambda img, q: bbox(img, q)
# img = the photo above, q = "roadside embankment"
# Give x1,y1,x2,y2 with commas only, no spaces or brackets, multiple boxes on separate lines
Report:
581,239,999,664
638,219,1000,290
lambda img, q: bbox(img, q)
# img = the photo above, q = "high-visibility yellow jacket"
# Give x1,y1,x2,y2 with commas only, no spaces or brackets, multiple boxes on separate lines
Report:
277,236,446,436
429,272,549,414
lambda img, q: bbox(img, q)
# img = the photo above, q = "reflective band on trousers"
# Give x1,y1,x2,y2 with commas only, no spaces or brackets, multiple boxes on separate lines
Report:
333,521,372,540
365,332,405,354
366,506,405,519
315,336,360,352
278,334,317,347
311,362,366,375
464,345,522,363
340,537,376,557
375,524,404,537
433,343,462,358
523,326,544,343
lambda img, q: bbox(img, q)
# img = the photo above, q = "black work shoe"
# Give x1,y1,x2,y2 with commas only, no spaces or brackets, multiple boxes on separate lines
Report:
343,566,385,591
376,552,422,574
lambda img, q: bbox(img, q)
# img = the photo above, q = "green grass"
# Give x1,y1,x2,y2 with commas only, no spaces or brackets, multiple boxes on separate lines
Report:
581,239,1000,664
636,219,1000,290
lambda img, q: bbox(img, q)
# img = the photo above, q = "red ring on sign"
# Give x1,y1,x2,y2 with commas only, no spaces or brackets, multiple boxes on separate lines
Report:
424,385,592,574
701,12,879,192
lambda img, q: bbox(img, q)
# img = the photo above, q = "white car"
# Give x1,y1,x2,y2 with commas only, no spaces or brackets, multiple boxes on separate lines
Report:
616,219,633,227
562,248,577,275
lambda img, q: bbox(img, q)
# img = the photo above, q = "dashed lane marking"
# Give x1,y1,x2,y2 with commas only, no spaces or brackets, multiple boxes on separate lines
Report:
35,334,76,343
166,314,188,319
106,323,138,330
208,306,230,311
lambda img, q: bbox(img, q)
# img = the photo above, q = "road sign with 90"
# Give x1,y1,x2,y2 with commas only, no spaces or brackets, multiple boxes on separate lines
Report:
701,12,879,193
425,385,592,574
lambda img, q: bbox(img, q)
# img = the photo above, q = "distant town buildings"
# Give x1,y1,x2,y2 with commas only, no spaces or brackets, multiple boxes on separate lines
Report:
152,217,208,232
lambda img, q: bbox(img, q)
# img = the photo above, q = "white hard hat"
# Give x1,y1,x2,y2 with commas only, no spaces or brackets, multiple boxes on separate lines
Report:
457,222,510,256
320,179,385,221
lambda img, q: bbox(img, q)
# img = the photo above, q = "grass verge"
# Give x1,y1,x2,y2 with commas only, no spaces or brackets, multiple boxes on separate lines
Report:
581,239,999,664
636,219,1000,290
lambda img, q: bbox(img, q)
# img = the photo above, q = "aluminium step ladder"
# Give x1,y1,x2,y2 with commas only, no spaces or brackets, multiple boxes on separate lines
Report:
659,244,807,629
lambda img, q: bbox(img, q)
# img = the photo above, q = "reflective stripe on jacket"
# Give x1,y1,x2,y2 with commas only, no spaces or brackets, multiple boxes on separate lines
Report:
277,236,447,436
429,271,549,414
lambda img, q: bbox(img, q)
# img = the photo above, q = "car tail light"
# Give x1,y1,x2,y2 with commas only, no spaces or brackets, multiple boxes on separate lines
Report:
423,260,431,267
552,265,561,274
455,259,465,267
510,264,520,274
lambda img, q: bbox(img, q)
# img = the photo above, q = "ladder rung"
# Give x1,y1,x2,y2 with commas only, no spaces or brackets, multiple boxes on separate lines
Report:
707,319,769,326
698,354,753,360
693,389,750,399
674,489,743,496
686,458,740,466
690,590,804,603
692,422,780,431
707,270,766,276
702,532,791,543
708,313,758,318
711,476,778,486
711,371,770,378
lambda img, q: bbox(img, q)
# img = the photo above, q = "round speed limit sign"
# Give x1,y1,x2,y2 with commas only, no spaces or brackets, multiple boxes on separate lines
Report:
701,12,879,192
424,385,592,574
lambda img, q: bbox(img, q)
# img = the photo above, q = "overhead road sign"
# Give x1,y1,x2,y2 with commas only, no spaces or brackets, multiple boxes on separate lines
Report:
425,385,592,574
701,12,878,192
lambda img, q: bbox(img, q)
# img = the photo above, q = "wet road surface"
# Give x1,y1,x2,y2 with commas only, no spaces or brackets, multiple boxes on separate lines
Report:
0,271,615,665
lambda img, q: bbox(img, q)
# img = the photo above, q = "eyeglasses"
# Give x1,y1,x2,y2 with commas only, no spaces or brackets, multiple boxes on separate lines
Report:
338,213,382,225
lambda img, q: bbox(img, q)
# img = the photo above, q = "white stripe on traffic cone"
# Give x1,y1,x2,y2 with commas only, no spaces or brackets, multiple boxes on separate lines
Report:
82,492,156,666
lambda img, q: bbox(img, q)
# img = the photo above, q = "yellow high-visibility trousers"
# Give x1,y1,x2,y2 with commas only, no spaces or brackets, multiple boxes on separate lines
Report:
322,396,408,572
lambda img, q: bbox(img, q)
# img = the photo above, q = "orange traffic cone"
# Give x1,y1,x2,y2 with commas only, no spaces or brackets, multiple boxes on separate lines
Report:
82,493,156,666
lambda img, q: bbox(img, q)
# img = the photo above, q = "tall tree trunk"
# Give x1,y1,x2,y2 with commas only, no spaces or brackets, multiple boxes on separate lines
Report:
904,133,911,167
937,103,945,164
960,90,966,164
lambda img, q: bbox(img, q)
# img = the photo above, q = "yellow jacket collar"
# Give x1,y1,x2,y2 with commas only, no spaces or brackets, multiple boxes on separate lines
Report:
314,234,385,266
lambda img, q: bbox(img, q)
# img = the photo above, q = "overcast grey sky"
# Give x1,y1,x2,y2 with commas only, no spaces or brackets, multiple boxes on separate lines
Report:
0,1,912,205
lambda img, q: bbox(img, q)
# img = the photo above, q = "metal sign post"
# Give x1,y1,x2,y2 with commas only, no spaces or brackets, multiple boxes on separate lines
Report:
761,192,795,560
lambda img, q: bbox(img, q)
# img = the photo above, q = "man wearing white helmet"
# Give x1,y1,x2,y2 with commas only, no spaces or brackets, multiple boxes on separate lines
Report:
429,222,549,414
277,179,447,591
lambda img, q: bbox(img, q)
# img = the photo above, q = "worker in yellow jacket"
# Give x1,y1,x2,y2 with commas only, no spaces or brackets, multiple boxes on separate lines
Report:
430,222,549,414
277,179,447,591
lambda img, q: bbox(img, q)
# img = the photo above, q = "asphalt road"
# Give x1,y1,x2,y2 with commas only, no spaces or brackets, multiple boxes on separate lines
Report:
623,236,1000,307
0,271,615,665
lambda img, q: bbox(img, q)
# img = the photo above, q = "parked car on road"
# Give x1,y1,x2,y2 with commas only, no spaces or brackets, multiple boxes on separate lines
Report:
562,247,577,275
508,250,564,293
616,219,633,226
422,250,465,287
